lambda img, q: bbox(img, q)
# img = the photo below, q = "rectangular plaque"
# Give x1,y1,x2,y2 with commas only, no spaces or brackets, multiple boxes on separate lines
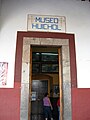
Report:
27,14,66,33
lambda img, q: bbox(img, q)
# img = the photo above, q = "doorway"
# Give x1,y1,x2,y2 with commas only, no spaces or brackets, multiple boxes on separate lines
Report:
30,46,60,120
15,31,77,120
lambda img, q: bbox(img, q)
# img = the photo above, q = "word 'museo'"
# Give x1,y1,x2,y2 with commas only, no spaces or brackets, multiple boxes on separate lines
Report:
32,17,61,31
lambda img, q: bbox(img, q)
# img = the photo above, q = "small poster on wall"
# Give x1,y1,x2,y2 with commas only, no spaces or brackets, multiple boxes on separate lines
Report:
0,62,8,87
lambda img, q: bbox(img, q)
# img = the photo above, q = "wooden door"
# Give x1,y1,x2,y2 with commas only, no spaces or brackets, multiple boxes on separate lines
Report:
31,80,48,120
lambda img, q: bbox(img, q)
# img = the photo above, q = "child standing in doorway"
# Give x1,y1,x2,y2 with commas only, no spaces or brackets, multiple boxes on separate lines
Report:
43,92,53,120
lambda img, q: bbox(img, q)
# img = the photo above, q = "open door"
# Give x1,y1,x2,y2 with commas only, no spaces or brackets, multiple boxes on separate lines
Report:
31,80,48,120
29,46,63,120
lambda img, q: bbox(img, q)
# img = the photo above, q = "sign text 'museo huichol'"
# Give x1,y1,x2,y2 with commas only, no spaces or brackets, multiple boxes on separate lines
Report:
32,17,61,30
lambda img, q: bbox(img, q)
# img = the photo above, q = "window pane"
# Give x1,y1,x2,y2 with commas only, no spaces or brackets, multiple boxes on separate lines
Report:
41,53,58,62
32,53,40,62
32,64,40,73
42,64,58,72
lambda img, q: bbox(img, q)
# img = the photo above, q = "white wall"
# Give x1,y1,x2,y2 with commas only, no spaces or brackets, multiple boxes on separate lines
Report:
0,0,1,31
0,0,90,88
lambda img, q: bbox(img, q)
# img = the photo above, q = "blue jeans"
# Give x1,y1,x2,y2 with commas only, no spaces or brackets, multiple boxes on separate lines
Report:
43,106,52,119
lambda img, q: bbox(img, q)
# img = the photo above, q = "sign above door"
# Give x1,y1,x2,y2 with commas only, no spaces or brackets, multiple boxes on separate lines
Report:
27,14,66,33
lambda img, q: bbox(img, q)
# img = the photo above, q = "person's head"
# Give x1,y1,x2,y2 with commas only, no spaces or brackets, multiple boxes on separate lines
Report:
44,92,48,97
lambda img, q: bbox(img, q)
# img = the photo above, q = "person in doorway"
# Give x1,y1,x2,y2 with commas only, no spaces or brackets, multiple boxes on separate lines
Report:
57,97,60,120
43,92,53,120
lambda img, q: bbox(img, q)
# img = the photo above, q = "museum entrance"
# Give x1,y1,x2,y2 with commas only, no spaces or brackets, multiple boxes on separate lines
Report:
30,46,61,120
15,31,77,120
